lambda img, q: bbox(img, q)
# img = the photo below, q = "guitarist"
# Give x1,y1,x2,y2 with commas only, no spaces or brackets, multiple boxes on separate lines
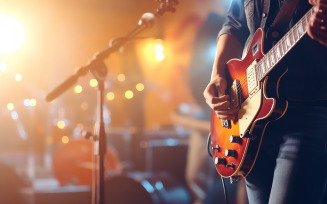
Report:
203,0,327,203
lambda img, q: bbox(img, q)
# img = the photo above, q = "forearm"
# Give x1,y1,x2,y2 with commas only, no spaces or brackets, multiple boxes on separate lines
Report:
211,34,244,79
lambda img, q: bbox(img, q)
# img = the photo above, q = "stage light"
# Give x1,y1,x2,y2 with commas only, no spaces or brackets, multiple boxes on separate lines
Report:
154,44,164,53
61,136,69,144
117,74,125,82
14,73,22,81
0,15,24,54
74,85,83,93
7,103,14,111
89,78,98,87
155,52,165,61
125,90,134,99
57,120,66,129
136,83,144,91
0,63,7,71
154,40,165,61
106,92,115,101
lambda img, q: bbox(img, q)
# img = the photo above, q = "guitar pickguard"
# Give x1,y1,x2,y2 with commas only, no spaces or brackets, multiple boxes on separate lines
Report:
238,89,262,136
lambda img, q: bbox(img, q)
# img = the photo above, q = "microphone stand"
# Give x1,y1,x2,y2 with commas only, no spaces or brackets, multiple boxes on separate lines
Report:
45,1,178,204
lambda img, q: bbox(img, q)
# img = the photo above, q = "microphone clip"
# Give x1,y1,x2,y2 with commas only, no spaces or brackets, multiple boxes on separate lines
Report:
156,0,179,17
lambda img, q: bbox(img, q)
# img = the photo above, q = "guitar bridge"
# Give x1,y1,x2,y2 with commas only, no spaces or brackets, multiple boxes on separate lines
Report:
246,60,259,97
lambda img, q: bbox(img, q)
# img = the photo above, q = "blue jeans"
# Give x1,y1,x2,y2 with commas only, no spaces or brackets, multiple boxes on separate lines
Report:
245,103,327,204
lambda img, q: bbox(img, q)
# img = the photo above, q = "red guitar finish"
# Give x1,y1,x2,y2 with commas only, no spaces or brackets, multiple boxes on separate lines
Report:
211,7,314,182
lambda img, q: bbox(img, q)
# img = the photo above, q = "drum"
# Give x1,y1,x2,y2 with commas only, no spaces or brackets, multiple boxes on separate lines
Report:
53,139,120,186
105,172,192,204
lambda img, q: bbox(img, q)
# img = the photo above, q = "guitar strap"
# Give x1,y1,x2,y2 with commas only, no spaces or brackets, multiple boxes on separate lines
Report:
267,0,300,39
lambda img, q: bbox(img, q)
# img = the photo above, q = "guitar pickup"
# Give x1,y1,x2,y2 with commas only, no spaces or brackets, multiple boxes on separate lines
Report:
230,79,241,110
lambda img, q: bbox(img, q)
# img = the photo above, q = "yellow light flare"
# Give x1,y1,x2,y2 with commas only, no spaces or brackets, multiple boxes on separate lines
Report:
0,15,24,54
154,44,164,53
106,92,115,101
125,90,134,99
136,83,144,91
74,85,83,93
30,98,37,107
61,136,69,144
57,120,66,129
14,73,22,81
155,52,165,61
7,103,14,111
89,79,98,87
117,74,125,82
0,63,7,71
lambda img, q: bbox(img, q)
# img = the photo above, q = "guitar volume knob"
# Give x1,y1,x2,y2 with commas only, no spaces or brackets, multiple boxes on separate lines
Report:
225,149,237,157
212,144,220,152
230,135,242,144
214,157,226,165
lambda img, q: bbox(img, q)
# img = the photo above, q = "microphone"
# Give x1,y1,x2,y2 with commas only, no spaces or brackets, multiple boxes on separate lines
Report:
138,12,156,28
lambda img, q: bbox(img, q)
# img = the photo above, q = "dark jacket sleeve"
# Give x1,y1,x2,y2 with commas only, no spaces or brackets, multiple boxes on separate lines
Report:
218,0,250,45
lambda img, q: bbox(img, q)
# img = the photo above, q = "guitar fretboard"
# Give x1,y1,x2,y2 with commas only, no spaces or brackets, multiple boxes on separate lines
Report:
256,7,314,81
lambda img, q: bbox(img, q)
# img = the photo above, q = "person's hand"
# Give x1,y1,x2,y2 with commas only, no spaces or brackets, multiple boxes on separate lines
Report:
203,76,237,120
308,0,327,46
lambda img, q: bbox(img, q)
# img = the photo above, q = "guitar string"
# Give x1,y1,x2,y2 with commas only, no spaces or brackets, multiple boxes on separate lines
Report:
230,8,312,98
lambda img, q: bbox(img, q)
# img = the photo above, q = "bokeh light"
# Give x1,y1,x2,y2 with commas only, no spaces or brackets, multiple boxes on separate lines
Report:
106,92,115,101
30,98,37,107
74,85,83,93
7,103,14,111
117,74,126,82
136,83,144,91
14,73,22,81
61,136,69,144
89,79,98,87
57,120,66,129
125,90,134,99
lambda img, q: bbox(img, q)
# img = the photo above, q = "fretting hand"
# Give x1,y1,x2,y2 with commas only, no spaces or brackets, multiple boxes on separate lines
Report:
308,0,327,46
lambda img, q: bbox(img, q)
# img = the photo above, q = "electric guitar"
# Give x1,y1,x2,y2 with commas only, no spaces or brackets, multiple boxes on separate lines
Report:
210,7,315,183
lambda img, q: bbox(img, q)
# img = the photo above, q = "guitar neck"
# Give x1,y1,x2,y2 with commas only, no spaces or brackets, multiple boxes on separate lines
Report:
257,7,314,81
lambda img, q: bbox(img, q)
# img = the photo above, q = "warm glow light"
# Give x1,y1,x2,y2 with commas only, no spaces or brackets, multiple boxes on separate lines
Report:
7,103,14,110
0,63,7,71
155,53,165,61
74,85,83,93
136,83,144,91
154,44,164,53
30,98,37,107
125,90,134,99
57,120,66,129
154,40,165,62
89,79,98,87
61,136,69,144
0,15,24,54
15,73,22,81
117,74,125,82
106,92,115,101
